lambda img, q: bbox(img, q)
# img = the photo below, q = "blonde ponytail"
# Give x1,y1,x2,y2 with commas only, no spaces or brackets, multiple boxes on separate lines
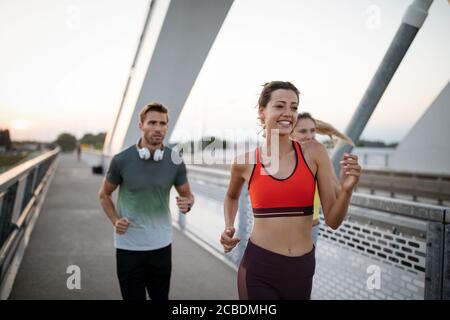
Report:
315,119,355,147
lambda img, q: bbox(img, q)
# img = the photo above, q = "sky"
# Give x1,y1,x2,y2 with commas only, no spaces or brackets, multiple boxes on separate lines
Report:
0,0,449,144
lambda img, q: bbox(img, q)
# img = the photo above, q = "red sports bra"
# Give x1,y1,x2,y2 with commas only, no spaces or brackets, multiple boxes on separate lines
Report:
248,141,316,218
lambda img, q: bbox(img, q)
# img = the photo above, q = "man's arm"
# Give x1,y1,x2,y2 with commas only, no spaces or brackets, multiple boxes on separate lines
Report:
174,182,195,214
98,178,129,234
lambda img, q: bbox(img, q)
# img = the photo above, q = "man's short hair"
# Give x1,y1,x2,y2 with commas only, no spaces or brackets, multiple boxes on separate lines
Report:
139,102,169,123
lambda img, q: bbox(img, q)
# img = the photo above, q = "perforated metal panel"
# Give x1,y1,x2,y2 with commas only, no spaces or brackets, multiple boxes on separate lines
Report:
319,213,427,274
312,210,427,299
312,238,425,300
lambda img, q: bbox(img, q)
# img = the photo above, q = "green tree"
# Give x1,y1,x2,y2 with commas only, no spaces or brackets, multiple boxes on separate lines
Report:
55,133,77,152
80,132,106,150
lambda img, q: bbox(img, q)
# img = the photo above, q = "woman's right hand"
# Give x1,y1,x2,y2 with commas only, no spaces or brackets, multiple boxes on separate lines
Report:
220,226,240,253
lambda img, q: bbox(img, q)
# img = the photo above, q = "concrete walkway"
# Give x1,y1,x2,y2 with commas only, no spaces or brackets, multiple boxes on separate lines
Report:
9,153,237,300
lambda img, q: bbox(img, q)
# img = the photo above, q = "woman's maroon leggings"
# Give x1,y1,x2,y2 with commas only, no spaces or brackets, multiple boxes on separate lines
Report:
238,239,315,300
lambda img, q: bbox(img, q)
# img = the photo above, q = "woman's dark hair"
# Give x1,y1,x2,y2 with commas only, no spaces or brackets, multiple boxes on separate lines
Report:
258,81,300,108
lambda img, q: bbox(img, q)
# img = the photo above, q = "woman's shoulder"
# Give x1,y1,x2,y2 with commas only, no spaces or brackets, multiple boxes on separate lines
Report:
297,140,329,166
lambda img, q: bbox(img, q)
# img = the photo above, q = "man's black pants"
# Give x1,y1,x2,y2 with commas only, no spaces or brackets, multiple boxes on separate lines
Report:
116,244,171,300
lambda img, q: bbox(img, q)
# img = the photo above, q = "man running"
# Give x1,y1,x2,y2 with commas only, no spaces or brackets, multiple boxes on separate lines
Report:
98,102,194,300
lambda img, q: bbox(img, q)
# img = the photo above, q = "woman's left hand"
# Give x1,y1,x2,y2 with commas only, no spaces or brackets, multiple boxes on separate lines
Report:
339,153,361,192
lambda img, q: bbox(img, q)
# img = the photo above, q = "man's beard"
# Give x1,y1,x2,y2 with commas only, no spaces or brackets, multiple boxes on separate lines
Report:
144,134,164,146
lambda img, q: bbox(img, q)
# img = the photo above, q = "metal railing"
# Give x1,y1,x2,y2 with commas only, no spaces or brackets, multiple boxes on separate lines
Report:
358,150,393,168
0,147,60,298
185,165,449,300
189,160,450,205
358,168,450,205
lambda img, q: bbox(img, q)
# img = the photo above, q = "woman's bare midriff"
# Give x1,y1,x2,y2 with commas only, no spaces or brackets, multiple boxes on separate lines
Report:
241,151,315,258
250,216,314,257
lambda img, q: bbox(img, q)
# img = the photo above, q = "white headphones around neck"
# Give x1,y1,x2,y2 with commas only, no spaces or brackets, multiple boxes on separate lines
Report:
136,138,164,162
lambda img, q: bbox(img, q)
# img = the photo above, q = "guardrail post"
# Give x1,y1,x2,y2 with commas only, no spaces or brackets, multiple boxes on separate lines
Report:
444,223,450,299
11,177,27,223
0,185,17,249
424,222,444,299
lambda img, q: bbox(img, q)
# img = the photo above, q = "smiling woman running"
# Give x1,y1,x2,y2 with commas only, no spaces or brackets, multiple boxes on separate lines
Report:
220,81,361,300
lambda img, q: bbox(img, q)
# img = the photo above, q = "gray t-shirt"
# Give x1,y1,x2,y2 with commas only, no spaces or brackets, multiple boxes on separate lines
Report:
106,145,187,250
